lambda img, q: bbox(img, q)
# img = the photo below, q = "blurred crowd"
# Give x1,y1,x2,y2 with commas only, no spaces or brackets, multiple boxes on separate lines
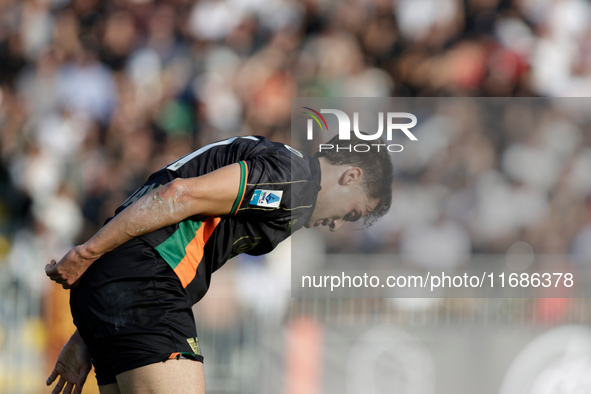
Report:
329,100,591,273
0,0,590,286
0,0,591,270
2,0,591,391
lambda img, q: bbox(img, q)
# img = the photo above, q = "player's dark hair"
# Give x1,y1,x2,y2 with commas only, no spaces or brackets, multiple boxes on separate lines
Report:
315,133,393,226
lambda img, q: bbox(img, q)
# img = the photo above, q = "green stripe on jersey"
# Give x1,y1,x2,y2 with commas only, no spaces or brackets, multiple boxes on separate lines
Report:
230,161,247,215
155,220,203,270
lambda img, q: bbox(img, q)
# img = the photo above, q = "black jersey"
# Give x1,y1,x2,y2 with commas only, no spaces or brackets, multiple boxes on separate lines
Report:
113,136,321,304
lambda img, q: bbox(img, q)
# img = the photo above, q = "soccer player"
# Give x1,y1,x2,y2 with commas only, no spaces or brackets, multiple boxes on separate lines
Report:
45,134,393,394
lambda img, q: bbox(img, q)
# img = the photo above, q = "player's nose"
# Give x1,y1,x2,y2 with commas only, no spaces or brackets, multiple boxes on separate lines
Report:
329,219,345,232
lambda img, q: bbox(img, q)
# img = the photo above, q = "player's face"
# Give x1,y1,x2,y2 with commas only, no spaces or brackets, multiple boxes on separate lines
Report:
306,171,378,231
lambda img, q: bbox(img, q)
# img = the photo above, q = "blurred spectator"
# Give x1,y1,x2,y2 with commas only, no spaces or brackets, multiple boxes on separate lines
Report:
0,0,591,264
1,1,591,392
0,0,589,273
401,215,471,269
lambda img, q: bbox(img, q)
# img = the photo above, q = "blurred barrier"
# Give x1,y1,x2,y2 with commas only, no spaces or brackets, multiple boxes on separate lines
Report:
0,264,45,394
1,259,590,393
195,265,591,394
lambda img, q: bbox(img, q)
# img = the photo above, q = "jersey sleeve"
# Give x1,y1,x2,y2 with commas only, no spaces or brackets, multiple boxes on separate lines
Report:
232,145,319,227
229,161,249,215
236,154,292,216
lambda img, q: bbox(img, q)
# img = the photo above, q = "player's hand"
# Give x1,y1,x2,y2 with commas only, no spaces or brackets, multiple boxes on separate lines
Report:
45,246,97,289
46,331,92,394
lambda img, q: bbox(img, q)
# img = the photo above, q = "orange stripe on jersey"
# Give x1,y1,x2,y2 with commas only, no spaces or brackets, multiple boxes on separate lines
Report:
173,217,221,288
169,352,181,359
236,162,249,212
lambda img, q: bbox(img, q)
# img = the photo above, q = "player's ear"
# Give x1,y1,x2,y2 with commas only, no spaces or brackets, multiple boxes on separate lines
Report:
339,167,363,186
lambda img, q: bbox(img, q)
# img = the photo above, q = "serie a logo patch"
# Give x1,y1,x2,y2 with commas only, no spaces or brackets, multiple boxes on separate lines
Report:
249,189,283,208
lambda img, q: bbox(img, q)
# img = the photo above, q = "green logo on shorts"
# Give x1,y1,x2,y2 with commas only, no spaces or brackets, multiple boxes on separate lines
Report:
187,337,201,356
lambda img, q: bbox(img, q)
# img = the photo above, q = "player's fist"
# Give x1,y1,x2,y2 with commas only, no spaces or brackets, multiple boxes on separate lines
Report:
45,246,96,289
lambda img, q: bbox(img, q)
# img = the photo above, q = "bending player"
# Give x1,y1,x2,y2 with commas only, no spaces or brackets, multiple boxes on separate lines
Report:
45,134,393,394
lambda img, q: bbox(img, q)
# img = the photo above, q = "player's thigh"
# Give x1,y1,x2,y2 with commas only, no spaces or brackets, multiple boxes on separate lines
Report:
116,359,205,394
99,383,121,394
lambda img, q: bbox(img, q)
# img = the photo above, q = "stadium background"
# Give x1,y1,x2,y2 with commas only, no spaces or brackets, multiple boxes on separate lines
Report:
1,0,591,393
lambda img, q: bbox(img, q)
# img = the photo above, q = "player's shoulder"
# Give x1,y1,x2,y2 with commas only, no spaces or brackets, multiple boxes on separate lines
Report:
240,135,308,161
235,136,317,182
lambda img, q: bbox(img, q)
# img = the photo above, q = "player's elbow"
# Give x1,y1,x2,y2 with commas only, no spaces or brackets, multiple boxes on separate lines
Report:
168,175,234,217
164,164,243,217
163,178,193,214
164,177,215,218
166,178,187,198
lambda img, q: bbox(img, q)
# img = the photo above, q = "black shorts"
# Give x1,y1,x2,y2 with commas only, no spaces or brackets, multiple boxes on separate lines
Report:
70,238,203,386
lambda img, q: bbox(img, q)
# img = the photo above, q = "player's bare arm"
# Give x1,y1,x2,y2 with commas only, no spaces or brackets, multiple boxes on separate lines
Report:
45,163,242,288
